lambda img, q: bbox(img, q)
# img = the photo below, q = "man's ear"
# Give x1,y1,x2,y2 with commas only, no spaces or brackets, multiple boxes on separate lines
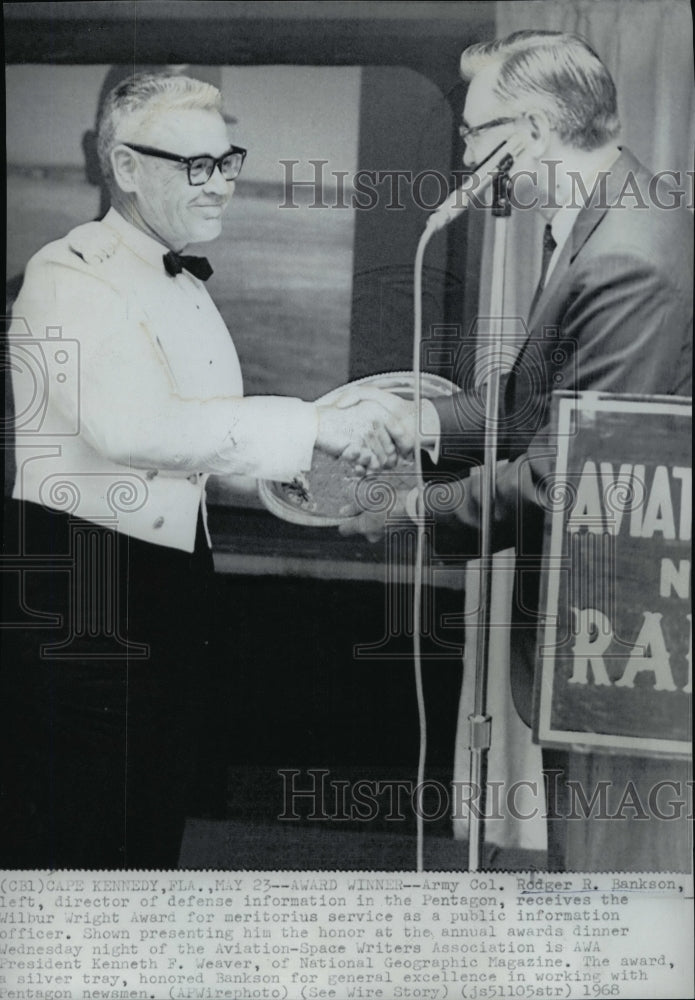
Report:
523,110,553,155
110,145,139,194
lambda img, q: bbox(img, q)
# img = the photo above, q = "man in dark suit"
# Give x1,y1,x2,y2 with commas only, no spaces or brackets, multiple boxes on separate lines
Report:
344,30,692,868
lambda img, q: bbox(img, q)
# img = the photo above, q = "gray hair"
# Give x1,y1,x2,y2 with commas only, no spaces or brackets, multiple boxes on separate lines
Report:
460,30,621,151
97,72,223,190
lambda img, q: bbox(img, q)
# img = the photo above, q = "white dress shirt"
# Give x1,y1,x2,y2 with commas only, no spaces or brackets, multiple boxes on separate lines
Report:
9,208,318,551
544,200,583,285
544,148,622,284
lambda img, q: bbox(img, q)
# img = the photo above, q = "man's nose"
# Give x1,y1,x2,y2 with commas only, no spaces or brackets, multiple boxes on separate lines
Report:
462,144,477,169
203,164,231,197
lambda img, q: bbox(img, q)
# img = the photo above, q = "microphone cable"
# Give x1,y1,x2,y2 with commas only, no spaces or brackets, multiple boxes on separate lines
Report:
409,135,524,871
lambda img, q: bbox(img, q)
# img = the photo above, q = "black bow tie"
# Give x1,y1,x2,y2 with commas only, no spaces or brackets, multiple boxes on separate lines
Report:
163,250,213,281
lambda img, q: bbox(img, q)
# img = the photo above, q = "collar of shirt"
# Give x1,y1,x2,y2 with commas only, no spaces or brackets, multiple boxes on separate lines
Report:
101,207,174,272
545,147,621,283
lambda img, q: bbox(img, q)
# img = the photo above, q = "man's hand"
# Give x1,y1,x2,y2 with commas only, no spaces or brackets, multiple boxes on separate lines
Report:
316,387,420,474
329,386,418,462
316,397,405,474
338,484,413,542
328,384,441,466
315,384,440,474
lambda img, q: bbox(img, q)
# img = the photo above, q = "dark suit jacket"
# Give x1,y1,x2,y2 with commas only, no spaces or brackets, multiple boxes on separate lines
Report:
431,148,693,723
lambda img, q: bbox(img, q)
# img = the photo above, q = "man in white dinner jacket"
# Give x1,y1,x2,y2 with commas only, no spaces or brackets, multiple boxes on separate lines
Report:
1,72,405,869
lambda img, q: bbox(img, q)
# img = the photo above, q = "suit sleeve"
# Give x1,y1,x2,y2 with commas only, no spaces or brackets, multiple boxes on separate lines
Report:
11,254,318,481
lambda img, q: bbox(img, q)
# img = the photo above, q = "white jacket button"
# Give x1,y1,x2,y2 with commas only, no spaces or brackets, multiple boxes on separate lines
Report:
153,516,165,529
188,473,198,484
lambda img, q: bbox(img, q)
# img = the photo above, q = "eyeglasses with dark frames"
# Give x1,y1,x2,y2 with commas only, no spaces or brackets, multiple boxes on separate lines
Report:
458,116,518,144
123,142,247,185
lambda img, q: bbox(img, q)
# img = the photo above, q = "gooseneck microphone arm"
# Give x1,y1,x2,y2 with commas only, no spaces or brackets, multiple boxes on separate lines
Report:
425,135,525,233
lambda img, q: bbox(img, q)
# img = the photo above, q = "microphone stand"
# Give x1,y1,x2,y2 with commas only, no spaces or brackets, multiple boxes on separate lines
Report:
467,157,514,872
412,139,520,872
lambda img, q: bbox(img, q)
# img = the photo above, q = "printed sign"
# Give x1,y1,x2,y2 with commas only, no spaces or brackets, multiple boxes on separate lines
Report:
535,392,691,756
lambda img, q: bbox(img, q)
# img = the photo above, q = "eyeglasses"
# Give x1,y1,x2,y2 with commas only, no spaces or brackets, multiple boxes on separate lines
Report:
123,142,247,185
458,116,518,144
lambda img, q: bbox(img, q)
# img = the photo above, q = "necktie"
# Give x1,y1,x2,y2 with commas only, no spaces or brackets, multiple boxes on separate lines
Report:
529,223,557,315
163,250,213,281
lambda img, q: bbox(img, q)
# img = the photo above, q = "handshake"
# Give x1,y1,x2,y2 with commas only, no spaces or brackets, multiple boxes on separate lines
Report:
313,384,444,542
314,385,428,475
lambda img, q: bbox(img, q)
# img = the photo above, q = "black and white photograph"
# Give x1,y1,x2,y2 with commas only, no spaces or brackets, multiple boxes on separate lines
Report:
1,1,693,997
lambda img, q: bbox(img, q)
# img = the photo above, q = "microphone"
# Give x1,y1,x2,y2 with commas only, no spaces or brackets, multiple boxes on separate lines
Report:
425,134,526,233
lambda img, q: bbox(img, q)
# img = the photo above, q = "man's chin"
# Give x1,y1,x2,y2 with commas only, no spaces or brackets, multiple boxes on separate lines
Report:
187,219,223,244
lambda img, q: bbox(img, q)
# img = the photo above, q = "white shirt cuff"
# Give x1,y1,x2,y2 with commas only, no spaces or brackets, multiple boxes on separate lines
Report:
420,399,441,464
